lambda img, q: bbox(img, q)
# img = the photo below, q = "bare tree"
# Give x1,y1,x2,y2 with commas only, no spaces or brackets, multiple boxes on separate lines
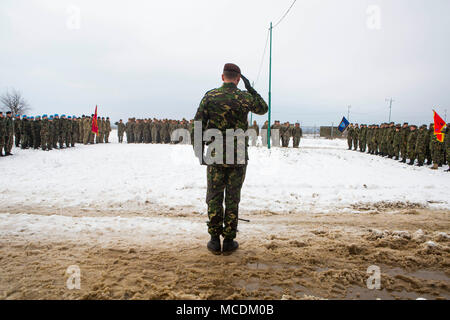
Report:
0,89,31,115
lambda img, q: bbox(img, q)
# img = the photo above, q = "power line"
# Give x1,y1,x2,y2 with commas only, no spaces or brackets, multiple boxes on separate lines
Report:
254,28,270,85
272,0,297,29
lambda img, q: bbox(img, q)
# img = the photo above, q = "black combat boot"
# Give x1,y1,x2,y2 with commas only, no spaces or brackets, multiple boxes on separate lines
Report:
222,238,239,255
408,160,414,165
207,235,221,255
5,152,12,156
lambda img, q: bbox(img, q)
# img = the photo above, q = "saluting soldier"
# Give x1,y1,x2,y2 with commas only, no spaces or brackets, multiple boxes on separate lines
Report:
193,63,268,255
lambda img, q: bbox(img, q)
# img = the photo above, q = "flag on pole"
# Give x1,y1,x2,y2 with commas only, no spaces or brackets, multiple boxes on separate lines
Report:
433,110,446,142
337,116,350,133
92,105,99,135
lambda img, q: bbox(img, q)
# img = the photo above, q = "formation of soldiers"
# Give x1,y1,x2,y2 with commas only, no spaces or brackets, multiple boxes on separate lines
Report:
117,118,192,144
0,112,112,156
260,120,303,148
346,122,450,171
117,118,303,148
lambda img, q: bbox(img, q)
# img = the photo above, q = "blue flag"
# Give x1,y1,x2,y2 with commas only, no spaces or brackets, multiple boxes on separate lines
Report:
338,117,350,133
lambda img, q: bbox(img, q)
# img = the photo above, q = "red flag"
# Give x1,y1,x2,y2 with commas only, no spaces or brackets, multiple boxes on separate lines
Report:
433,110,446,133
92,105,99,135
433,110,446,142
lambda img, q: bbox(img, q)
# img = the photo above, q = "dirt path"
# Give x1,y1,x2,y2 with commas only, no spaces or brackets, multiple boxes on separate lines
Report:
0,207,449,300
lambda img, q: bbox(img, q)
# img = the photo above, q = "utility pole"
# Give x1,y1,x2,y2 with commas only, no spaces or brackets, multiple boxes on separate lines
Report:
347,105,351,121
267,22,273,149
250,81,254,124
386,98,394,122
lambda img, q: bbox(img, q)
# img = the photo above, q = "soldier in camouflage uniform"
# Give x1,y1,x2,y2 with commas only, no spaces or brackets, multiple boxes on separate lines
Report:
281,122,292,147
95,117,102,143
33,116,41,149
72,116,79,146
40,115,51,151
445,124,450,172
392,124,402,160
415,125,428,166
425,123,433,165
352,124,359,150
249,120,259,146
151,119,159,143
407,125,418,165
21,116,31,149
292,123,302,148
346,123,354,150
429,124,445,170
386,123,395,158
193,63,268,255
14,114,21,148
0,112,5,156
359,124,367,152
105,117,111,143
116,119,126,143
399,123,409,163
66,116,73,147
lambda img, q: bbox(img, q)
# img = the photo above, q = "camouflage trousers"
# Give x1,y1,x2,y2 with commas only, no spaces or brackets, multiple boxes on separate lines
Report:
416,146,426,165
393,144,400,159
0,136,4,154
400,143,407,160
359,140,366,152
352,137,358,150
431,144,444,165
293,137,301,148
206,165,247,240
15,132,21,147
347,137,352,149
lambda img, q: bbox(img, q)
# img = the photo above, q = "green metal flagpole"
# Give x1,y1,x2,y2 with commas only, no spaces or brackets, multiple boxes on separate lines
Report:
268,22,272,149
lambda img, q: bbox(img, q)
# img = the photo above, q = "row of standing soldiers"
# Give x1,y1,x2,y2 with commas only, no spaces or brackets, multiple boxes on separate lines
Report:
0,112,112,156
116,118,304,148
116,118,192,144
257,120,303,148
346,122,450,171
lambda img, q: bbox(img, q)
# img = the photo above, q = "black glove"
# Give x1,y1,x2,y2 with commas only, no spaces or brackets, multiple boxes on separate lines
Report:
240,74,257,95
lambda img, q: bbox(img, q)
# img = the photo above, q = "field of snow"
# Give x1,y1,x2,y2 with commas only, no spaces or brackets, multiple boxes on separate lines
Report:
0,131,448,214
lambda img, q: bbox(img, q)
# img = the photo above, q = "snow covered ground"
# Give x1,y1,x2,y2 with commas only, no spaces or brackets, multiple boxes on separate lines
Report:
0,131,449,214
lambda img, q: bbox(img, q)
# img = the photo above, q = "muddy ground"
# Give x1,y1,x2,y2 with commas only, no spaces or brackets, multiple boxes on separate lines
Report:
0,204,449,300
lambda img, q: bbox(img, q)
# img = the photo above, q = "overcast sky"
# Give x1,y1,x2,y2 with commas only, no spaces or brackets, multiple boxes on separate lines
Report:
1,0,449,126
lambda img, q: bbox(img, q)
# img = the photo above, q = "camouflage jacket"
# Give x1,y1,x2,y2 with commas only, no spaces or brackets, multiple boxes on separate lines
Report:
194,82,268,166
40,119,50,135
5,117,14,135
0,117,5,136
415,129,427,152
292,127,302,138
407,130,418,153
393,130,401,147
400,127,410,147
